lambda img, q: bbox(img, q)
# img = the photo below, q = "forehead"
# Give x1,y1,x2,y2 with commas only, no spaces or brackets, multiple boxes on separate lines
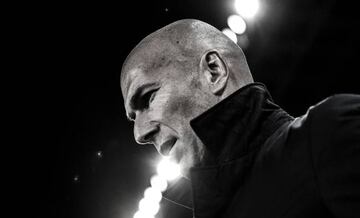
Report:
122,59,190,110
121,53,183,94
122,67,147,102
122,64,164,106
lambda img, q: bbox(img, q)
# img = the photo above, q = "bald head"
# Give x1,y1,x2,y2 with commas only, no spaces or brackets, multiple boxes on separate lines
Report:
121,20,254,176
121,19,253,98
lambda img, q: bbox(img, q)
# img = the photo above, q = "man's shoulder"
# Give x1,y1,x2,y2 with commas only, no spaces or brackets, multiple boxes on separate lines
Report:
309,93,360,115
305,93,360,148
291,94,359,129
288,94,359,150
308,94,360,128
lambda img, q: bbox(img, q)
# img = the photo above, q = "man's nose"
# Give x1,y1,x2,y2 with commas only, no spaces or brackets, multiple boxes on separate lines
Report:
134,117,159,145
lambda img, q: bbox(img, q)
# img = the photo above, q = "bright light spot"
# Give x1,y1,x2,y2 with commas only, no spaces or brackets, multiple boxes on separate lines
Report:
96,151,102,158
222,28,238,43
150,174,168,192
234,0,259,19
133,211,154,218
144,187,162,203
227,15,247,35
156,158,180,181
73,175,79,182
138,198,160,215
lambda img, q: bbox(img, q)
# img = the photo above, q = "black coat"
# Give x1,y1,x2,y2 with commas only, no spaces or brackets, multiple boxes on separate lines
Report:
164,83,360,218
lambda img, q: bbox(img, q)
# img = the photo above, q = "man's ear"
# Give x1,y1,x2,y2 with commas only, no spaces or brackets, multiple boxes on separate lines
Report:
200,50,229,95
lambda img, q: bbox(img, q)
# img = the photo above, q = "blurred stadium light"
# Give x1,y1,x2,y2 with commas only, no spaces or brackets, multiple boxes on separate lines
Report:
234,0,260,19
150,174,168,192
156,158,181,181
133,158,181,218
222,28,238,43
227,14,247,35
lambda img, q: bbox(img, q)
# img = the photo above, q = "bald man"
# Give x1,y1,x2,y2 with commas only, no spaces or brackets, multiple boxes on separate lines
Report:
121,19,360,218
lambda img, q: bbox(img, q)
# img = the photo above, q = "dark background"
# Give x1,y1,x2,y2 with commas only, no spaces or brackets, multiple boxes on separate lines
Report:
20,0,359,218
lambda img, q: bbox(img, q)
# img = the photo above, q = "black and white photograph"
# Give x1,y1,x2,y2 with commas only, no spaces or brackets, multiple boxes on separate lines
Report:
24,0,360,218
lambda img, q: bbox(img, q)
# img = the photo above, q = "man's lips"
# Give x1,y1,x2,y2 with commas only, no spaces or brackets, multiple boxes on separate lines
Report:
159,138,177,156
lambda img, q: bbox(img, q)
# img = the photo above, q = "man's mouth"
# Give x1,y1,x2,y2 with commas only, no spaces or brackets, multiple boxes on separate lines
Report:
159,138,177,156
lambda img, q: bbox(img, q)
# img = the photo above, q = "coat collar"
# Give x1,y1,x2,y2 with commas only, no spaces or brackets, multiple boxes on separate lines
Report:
163,83,294,216
190,82,293,165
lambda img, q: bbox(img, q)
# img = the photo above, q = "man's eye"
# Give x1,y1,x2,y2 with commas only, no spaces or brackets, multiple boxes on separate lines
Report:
141,89,158,108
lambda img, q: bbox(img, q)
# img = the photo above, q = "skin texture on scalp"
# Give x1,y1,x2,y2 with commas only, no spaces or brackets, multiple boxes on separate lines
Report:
121,19,253,99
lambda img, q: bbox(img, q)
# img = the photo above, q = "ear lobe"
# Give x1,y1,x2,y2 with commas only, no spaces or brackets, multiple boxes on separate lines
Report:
200,50,229,95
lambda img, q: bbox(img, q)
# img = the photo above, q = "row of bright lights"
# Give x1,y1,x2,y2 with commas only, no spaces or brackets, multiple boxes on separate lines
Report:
222,0,260,44
133,158,181,218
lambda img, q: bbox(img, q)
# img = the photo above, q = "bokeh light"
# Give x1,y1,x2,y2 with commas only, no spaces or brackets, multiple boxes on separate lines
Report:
234,0,260,19
133,211,154,218
156,158,180,181
227,14,247,35
133,157,181,218
222,28,238,43
144,187,162,203
150,174,168,192
138,198,160,215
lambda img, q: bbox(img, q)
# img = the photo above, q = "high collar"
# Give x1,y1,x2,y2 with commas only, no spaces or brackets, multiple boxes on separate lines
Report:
163,83,294,216
190,82,293,165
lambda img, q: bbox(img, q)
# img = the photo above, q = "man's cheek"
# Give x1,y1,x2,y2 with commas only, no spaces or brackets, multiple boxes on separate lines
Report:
168,95,195,119
151,95,170,116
